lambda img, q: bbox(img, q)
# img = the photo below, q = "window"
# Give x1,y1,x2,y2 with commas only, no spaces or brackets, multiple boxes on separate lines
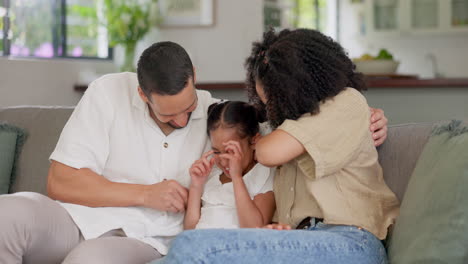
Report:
264,0,338,39
291,0,328,31
1,1,7,55
1,0,111,59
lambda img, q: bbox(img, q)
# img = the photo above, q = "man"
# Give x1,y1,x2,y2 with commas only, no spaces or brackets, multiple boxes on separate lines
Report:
0,41,388,263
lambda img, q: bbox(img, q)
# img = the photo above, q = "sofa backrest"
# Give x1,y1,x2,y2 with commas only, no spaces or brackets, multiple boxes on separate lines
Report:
377,122,438,202
0,106,74,194
0,105,455,203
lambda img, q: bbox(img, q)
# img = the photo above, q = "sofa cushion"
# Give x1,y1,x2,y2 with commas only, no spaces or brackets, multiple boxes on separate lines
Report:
0,123,27,194
0,106,74,194
388,120,468,263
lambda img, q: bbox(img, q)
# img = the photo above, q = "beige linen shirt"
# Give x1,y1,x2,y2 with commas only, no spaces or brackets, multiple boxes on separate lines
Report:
273,88,399,239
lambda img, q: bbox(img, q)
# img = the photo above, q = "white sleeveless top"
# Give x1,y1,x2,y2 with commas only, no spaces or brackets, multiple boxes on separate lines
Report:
195,163,275,229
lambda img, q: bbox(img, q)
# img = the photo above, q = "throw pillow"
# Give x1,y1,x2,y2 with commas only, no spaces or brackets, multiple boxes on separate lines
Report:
387,120,468,264
0,123,27,194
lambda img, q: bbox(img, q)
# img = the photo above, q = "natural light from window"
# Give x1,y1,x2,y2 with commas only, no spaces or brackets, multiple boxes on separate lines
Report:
264,0,338,40
2,0,110,59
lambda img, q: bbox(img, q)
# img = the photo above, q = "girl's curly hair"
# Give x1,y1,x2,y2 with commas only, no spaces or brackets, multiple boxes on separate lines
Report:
245,28,366,128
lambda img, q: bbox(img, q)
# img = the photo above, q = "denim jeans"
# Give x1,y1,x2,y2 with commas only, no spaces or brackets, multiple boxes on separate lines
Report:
151,219,388,264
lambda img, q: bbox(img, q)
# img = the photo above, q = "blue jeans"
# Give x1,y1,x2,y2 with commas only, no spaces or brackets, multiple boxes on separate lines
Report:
152,220,388,264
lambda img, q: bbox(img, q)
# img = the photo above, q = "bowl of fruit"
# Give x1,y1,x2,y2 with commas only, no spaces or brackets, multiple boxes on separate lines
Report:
353,49,400,75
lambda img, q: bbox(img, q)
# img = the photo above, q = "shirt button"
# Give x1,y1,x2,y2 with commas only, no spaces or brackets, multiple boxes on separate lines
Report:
163,142,169,148
290,187,294,192
286,213,290,218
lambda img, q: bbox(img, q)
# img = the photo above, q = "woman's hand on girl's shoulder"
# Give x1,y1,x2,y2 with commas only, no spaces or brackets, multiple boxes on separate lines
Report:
189,150,215,188
262,223,292,230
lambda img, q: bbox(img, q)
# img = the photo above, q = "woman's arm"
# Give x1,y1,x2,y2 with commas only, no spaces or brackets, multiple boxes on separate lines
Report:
232,177,276,228
183,185,204,230
255,130,305,167
256,107,388,168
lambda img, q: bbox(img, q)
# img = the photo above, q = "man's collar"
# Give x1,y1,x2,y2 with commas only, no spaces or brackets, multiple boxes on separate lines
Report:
190,90,204,120
132,87,147,111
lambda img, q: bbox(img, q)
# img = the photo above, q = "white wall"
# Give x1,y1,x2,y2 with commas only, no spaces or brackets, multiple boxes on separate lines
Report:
0,58,116,107
138,0,263,83
336,0,468,125
364,88,468,125
338,0,468,78
0,0,263,107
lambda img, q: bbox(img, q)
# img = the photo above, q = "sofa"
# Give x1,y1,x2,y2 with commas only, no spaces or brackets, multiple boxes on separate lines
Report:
1,106,467,263
0,105,434,199
0,106,74,195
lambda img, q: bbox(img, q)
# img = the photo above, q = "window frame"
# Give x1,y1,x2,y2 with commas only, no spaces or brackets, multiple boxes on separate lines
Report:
1,0,113,60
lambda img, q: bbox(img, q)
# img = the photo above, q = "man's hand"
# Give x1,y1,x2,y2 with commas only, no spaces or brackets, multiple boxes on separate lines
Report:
263,223,292,230
142,180,188,213
370,107,388,147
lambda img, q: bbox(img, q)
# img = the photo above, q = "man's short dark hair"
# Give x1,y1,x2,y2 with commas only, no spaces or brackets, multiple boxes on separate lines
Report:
137,41,194,97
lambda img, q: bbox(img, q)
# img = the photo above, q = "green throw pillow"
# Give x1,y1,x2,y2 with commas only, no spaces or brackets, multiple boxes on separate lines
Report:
388,120,468,264
0,123,27,194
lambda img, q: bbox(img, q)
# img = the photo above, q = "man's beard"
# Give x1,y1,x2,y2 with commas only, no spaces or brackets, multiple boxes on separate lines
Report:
166,111,193,129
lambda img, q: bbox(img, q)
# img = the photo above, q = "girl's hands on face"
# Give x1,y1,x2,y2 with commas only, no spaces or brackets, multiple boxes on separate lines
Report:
219,140,244,179
189,150,215,188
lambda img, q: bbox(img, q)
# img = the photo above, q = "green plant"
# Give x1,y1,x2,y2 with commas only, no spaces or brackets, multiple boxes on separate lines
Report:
291,0,327,31
71,0,159,71
106,0,159,71
376,49,394,60
103,0,159,48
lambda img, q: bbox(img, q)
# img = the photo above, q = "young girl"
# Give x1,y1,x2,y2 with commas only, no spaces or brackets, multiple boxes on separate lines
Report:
156,28,399,264
183,101,276,230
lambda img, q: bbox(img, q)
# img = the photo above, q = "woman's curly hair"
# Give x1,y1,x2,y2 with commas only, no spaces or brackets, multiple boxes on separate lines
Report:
245,28,366,128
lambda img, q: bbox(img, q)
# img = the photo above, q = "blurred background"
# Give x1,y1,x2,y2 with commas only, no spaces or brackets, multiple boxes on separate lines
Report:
1,0,468,125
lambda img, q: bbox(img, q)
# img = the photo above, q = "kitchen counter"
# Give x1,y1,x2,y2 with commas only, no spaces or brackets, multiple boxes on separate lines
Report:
73,77,468,125
365,78,468,88
74,78,468,92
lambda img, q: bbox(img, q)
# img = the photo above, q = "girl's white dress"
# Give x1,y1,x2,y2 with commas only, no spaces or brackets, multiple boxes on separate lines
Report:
195,163,275,229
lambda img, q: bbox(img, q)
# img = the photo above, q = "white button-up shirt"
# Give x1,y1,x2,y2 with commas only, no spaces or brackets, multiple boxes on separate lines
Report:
50,72,218,255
